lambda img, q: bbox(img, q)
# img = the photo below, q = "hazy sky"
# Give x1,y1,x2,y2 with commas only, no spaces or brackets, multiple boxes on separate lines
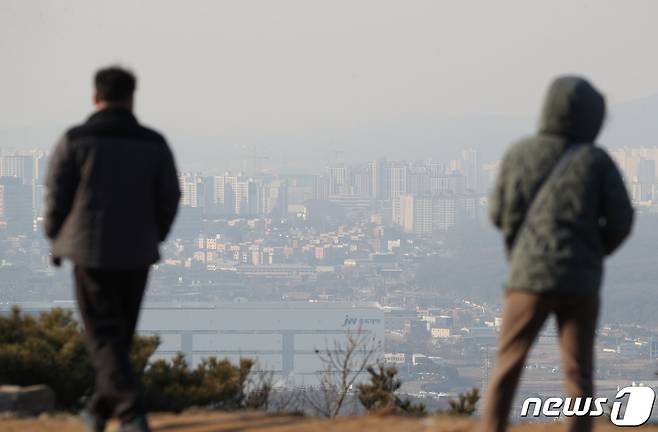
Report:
2,1,658,171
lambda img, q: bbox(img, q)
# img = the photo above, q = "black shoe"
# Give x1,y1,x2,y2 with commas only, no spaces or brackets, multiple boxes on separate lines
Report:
79,410,107,432
117,414,151,432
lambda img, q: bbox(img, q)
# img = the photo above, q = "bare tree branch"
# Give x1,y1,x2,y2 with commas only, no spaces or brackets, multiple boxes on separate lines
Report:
307,325,381,418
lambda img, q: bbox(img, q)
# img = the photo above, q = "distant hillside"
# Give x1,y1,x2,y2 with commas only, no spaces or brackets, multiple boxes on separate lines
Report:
178,92,658,172
2,94,656,173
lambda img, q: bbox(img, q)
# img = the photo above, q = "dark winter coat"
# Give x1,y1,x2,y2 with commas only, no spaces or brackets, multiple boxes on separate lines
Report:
44,107,181,269
489,76,634,294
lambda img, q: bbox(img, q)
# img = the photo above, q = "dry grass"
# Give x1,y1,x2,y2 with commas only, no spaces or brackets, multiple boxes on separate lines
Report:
0,411,655,432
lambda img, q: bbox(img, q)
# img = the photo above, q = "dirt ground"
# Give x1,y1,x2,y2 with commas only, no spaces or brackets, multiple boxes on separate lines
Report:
0,411,653,432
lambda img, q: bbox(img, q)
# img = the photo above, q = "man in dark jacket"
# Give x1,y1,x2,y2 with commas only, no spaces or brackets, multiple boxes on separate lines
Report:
480,76,633,432
44,66,181,432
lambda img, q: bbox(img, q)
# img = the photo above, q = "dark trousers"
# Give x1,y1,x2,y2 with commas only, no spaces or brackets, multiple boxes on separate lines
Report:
74,265,149,421
479,291,599,432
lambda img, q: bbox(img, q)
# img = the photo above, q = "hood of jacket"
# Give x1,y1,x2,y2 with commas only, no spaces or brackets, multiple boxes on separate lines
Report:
538,76,606,142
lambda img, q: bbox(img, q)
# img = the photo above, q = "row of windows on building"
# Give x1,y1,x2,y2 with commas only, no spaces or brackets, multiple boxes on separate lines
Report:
0,152,49,235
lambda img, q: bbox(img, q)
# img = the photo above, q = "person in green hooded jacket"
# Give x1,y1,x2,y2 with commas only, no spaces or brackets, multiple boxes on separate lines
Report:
479,76,633,432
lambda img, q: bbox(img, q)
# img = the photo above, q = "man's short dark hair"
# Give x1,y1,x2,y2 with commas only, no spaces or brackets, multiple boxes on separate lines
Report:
94,66,136,102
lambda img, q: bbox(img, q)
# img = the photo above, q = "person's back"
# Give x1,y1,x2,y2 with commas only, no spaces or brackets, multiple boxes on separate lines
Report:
489,76,633,293
480,76,633,432
45,95,179,269
44,66,180,432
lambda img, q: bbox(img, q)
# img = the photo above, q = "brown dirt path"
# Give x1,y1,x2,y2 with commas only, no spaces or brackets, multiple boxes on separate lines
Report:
0,411,653,432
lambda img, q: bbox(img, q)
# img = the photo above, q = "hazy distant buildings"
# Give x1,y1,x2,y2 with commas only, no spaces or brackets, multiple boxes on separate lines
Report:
0,145,497,248
213,173,257,216
327,164,348,196
0,154,37,184
481,161,500,192
406,169,430,195
350,170,372,197
390,163,407,225
430,174,466,194
215,173,237,214
370,159,390,200
0,151,48,220
201,175,217,211
179,173,201,208
396,192,480,234
399,195,432,234
312,175,330,201
0,177,33,234
389,163,407,200
234,179,257,215
178,172,289,218
461,147,480,192
432,195,458,231
609,147,658,204
327,195,372,214
259,179,288,218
